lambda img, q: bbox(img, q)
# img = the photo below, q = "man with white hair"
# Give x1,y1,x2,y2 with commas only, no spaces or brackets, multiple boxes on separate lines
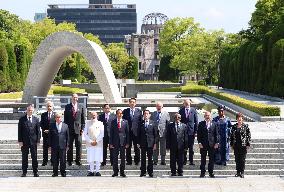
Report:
18,104,41,177
151,102,170,165
84,111,104,176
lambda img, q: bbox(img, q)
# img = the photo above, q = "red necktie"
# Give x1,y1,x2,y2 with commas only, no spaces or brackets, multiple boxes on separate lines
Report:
118,121,121,129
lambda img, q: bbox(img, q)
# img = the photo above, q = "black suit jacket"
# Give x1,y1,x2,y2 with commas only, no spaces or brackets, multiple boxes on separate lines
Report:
122,108,142,137
166,122,188,150
109,119,129,148
64,103,85,134
98,113,116,138
40,111,55,136
179,107,198,135
137,119,158,148
18,115,41,146
197,121,220,148
48,122,69,150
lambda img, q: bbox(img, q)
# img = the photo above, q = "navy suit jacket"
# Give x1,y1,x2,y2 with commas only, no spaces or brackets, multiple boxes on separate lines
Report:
98,113,116,138
122,108,142,137
18,115,41,146
109,119,129,148
48,122,69,150
197,121,220,148
179,107,198,135
137,119,158,148
64,103,85,134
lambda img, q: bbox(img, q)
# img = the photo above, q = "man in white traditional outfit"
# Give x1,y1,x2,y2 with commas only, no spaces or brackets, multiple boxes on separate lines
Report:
84,111,104,176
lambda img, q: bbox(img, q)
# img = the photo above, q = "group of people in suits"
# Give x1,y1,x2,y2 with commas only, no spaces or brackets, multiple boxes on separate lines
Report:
18,95,251,178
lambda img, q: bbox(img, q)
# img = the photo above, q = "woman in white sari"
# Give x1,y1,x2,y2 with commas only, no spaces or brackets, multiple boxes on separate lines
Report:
84,111,104,176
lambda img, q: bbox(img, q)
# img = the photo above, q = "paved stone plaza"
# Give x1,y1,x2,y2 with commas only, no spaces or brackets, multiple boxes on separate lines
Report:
0,176,283,192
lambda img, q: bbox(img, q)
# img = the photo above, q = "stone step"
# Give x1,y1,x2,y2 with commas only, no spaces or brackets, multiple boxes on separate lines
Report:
0,163,282,170
0,148,282,154
0,169,283,177
0,153,281,159
1,139,283,144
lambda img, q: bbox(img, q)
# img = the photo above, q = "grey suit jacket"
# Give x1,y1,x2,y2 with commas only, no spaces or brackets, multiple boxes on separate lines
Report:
151,110,170,138
166,122,188,150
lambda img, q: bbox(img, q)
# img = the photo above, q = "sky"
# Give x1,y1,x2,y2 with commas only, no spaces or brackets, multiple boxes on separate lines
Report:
0,0,258,33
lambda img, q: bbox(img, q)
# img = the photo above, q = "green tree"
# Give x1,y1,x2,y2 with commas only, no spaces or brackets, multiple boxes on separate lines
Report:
0,43,8,92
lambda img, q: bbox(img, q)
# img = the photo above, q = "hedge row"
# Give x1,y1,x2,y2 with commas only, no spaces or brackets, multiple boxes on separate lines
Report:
51,86,86,95
181,84,280,116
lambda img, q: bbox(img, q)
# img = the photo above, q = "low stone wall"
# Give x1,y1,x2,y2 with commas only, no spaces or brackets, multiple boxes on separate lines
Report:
63,83,182,98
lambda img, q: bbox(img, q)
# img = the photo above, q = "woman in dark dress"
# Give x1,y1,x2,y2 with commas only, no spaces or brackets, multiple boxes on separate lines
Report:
230,113,251,178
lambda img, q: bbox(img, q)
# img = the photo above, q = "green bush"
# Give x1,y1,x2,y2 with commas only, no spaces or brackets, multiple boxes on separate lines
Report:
180,84,280,116
159,87,181,92
51,86,86,95
197,80,206,86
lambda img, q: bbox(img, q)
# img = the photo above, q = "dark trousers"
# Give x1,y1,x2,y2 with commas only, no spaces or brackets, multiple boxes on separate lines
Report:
67,131,82,163
184,135,195,163
170,147,184,174
103,136,109,164
200,146,215,174
52,147,66,175
126,130,140,164
42,134,50,163
234,147,247,173
140,146,154,174
21,144,38,174
113,146,126,175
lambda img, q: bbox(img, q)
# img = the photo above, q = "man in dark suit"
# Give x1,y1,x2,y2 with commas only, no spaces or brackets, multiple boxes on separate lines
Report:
122,98,142,165
109,109,129,177
48,113,69,177
98,104,116,166
166,113,188,176
137,110,158,177
179,99,198,165
64,93,85,166
18,104,41,177
40,101,55,166
197,111,219,178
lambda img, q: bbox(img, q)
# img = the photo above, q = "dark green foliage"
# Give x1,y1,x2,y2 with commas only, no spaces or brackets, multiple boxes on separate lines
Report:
124,56,138,80
0,43,8,92
159,56,178,81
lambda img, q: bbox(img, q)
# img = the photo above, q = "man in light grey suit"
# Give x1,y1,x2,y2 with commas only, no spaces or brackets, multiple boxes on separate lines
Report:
151,102,170,165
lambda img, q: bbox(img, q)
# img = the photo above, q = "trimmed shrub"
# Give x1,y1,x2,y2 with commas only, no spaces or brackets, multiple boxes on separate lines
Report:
51,86,86,95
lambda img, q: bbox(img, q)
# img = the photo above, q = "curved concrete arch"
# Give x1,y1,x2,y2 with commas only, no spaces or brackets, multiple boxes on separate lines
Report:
22,31,122,104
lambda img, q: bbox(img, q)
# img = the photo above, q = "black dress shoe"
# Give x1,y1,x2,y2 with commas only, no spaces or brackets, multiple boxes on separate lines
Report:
21,173,26,177
171,173,176,176
209,174,215,178
200,173,205,178
126,162,132,165
189,162,195,165
235,172,240,177
101,162,106,166
75,161,82,166
240,173,244,178
68,162,72,166
52,174,58,177
95,172,101,176
61,173,66,177
34,173,39,177
135,162,139,165
87,172,95,176
112,173,118,177
149,173,153,177
153,162,157,165
140,173,146,177
120,173,126,177
42,162,47,166
160,162,166,165
178,173,183,176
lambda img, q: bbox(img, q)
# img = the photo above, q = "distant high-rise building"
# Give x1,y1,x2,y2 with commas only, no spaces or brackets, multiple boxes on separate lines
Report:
125,13,168,80
47,2,137,44
34,13,47,22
